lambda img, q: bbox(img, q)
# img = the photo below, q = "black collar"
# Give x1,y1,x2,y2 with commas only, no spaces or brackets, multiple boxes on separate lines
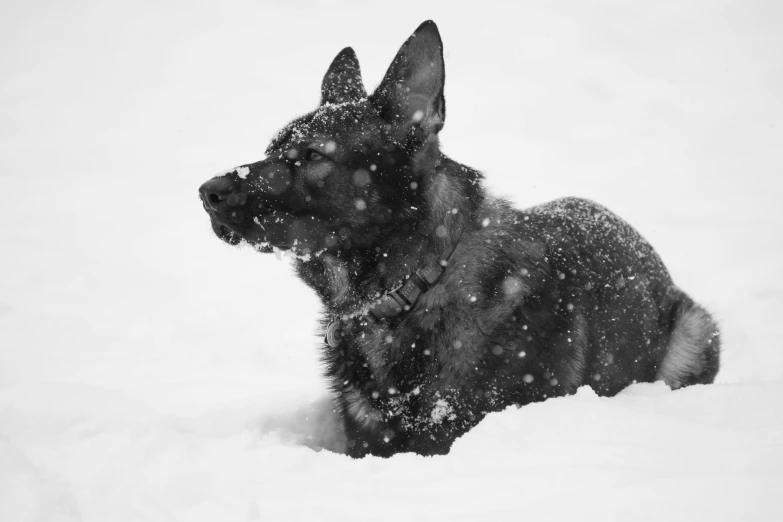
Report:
325,239,461,348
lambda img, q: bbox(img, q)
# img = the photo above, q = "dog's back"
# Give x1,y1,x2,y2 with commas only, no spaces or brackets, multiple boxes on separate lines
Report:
517,197,720,395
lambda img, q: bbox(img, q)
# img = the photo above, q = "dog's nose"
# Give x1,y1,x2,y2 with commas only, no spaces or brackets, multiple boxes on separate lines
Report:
199,177,246,211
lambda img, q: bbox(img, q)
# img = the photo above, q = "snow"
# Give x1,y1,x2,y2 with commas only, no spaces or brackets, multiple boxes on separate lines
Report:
1,1,782,521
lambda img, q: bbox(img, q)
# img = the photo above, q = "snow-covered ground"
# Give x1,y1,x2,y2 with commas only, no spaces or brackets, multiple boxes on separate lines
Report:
1,1,782,520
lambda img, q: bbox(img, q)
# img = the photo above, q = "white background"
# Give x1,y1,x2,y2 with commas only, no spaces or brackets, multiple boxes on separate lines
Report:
1,1,782,520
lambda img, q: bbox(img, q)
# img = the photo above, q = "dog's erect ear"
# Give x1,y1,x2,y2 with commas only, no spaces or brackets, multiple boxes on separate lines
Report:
371,21,445,141
321,47,367,105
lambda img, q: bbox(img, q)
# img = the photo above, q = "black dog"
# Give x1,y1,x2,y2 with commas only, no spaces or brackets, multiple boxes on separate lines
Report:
199,21,720,457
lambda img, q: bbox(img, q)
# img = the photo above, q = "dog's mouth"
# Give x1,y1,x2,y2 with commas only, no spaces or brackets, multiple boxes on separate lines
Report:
209,219,245,246
203,199,329,254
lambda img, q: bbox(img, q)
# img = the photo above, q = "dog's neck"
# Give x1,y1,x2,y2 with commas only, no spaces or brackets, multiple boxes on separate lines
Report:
295,147,485,316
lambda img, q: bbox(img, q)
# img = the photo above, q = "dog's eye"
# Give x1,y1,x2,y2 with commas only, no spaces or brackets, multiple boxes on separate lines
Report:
305,150,325,162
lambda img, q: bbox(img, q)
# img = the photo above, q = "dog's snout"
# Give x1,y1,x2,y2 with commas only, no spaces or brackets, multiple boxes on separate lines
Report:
199,177,246,211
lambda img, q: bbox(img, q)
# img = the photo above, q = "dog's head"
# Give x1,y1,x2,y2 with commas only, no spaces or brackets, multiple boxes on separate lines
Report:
199,21,446,255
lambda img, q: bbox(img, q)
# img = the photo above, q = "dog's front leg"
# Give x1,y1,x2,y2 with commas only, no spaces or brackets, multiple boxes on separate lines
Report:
341,414,410,458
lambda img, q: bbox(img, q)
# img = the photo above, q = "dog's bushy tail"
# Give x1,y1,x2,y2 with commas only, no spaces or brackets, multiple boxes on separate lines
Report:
657,291,721,389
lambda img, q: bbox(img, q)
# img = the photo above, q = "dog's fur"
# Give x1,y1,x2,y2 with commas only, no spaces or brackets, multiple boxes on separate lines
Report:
199,21,720,457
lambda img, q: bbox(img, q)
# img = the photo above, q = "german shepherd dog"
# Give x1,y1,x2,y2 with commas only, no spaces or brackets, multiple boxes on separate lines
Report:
199,21,720,457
